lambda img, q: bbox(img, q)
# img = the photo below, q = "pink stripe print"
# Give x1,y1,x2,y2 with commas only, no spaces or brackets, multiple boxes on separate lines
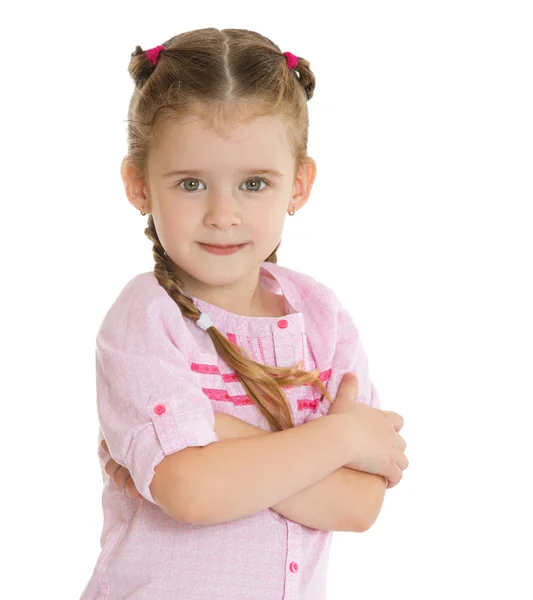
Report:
194,363,331,411
318,368,332,381
191,363,240,382
202,389,252,406
191,363,331,385
202,388,323,410
297,398,320,410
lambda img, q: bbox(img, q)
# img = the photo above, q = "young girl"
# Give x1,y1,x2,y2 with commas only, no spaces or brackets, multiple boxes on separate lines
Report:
81,27,407,600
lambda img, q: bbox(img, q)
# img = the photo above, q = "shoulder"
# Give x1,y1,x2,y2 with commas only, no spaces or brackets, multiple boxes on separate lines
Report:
264,263,346,366
100,271,171,318
262,261,338,309
97,271,191,347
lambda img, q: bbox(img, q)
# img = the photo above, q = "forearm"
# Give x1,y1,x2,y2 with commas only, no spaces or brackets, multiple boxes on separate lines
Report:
189,413,349,526
275,465,386,532
214,413,385,532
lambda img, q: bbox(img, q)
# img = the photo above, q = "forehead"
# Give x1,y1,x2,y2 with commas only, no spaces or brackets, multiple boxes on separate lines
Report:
149,111,292,171
182,100,285,139
161,112,287,146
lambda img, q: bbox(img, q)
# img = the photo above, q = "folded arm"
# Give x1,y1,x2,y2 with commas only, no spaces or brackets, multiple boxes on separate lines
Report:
215,413,386,532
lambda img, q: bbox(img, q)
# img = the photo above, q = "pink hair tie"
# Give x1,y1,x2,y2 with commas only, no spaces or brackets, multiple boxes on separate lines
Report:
146,45,165,65
283,52,298,69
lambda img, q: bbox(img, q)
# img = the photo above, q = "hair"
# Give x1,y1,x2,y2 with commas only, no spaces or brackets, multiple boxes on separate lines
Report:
123,27,333,432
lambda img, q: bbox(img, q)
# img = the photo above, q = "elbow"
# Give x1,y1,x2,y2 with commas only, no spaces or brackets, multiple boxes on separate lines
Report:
175,503,208,526
179,492,215,525
169,488,207,525
355,480,386,533
149,446,212,525
173,487,217,527
183,485,225,526
356,509,380,533
353,505,381,533
150,478,198,524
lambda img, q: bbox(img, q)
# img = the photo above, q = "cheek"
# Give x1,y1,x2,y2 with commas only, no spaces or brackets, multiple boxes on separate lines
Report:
160,204,196,234
153,214,192,251
258,210,286,234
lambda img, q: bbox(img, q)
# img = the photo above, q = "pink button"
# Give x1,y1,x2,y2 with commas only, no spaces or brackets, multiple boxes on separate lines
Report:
154,403,166,415
277,319,288,329
289,561,299,573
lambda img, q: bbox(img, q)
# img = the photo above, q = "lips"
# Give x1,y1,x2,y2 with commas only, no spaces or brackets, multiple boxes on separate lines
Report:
198,242,248,255
200,243,245,248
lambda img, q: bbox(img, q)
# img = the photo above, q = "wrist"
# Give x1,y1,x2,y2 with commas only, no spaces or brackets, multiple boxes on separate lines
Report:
325,413,356,465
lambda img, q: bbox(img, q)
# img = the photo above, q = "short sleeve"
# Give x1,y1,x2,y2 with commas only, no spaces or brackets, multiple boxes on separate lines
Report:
96,288,219,505
304,291,380,423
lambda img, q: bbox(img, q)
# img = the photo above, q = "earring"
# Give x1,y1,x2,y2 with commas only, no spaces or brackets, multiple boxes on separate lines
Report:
288,208,296,216
140,207,146,216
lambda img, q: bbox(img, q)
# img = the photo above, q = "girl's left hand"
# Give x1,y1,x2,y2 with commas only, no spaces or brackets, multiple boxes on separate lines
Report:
326,374,397,490
100,439,142,499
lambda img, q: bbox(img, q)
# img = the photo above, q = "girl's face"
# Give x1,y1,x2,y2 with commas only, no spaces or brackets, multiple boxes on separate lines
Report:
136,113,315,313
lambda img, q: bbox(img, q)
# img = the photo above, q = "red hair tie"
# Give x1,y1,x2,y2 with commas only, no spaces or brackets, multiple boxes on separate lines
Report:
283,52,298,69
146,45,165,65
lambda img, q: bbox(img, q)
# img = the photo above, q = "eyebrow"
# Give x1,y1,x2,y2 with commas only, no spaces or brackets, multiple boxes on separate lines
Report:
162,168,283,179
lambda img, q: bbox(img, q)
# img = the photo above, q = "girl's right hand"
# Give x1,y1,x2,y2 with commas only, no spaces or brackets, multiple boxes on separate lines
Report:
329,372,409,488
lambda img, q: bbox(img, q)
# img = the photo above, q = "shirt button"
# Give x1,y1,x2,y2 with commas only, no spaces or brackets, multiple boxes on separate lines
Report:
154,403,166,415
289,561,299,573
277,319,288,329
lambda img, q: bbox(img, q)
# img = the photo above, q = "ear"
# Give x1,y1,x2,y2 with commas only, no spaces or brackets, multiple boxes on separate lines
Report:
120,157,152,214
290,158,317,212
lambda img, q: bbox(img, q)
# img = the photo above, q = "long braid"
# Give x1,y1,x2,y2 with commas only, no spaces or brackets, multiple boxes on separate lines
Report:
144,215,332,432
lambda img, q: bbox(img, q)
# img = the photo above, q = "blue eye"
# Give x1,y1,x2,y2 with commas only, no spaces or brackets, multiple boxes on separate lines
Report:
176,177,271,192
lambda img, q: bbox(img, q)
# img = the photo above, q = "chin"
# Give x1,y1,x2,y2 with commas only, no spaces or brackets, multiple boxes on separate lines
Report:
183,264,246,285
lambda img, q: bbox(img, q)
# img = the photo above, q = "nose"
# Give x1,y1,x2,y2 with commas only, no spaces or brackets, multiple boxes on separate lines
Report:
204,190,242,230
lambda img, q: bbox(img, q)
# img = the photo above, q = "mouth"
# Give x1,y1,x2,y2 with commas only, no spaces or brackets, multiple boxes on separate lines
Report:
198,242,248,254
198,242,248,248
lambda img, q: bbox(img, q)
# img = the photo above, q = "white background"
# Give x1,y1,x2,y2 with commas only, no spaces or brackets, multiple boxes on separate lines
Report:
2,1,532,598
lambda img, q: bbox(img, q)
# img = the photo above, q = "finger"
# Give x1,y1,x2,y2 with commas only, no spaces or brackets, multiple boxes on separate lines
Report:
392,446,409,472
389,465,403,488
399,453,409,471
341,372,359,395
101,439,109,454
104,458,120,477
384,411,404,432
113,466,131,489
125,477,142,500
396,433,407,451
394,413,404,431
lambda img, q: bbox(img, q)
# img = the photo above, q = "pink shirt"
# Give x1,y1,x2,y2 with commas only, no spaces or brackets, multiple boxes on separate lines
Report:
80,261,380,600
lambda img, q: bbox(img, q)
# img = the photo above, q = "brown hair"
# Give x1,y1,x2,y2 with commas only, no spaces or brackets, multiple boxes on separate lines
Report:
123,27,333,432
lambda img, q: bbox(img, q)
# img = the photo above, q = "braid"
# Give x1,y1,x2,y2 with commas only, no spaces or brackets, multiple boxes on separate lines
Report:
143,215,332,432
